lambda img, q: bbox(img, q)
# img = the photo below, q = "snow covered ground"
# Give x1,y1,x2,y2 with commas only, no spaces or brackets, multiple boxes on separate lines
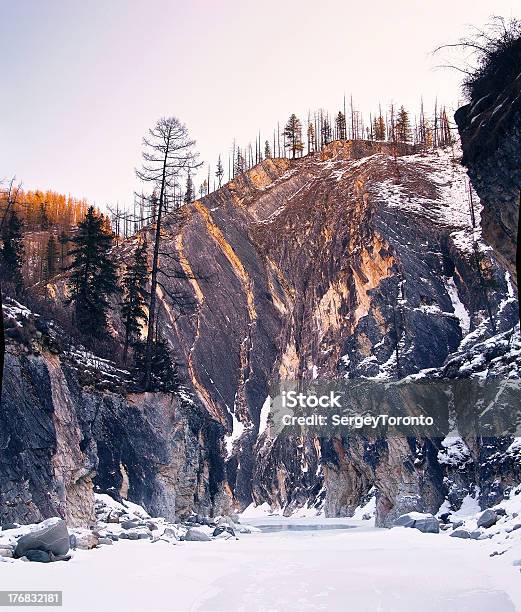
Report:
2,515,520,612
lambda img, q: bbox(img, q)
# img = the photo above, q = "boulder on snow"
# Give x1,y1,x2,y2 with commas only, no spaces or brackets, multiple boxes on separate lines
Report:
184,527,211,542
477,509,498,529
106,533,119,541
215,514,239,526
106,513,120,524
14,518,69,558
450,528,472,539
213,526,235,538
73,530,99,550
393,512,439,533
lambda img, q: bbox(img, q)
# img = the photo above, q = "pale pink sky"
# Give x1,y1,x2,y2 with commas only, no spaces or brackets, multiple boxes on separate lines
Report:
0,0,518,208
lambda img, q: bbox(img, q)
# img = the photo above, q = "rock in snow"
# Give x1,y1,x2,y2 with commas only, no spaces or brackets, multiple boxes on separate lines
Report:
14,518,69,559
184,527,212,542
450,528,472,539
477,509,498,529
394,512,439,534
70,529,99,550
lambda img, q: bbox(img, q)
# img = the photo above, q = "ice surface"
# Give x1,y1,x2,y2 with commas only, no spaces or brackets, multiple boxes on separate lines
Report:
2,516,520,611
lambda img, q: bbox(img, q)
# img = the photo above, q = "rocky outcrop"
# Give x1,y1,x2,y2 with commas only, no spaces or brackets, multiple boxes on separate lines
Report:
132,141,518,524
455,46,521,285
0,304,229,526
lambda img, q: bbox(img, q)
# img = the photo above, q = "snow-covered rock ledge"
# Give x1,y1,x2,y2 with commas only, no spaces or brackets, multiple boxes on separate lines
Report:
0,494,258,564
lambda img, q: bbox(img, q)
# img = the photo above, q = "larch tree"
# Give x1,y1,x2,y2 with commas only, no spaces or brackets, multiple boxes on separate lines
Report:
321,116,332,146
199,179,208,199
133,323,179,392
59,231,69,270
235,148,246,175
38,202,50,230
68,206,119,338
0,178,21,397
135,116,198,391
283,114,304,158
439,107,453,147
373,114,386,141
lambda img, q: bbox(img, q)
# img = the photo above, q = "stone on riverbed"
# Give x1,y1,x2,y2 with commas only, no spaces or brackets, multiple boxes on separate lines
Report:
14,518,69,558
184,527,212,541
477,509,497,529
393,512,439,534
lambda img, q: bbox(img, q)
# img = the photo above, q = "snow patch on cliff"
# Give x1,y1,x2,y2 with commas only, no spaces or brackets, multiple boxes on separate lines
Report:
444,276,471,335
258,396,271,438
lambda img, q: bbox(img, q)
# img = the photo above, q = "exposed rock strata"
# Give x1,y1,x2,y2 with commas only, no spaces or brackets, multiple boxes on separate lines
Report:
2,139,519,527
0,315,228,526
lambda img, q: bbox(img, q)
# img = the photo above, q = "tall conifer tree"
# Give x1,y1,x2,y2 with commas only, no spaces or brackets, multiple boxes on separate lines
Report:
396,106,412,142
68,206,119,338
283,114,304,158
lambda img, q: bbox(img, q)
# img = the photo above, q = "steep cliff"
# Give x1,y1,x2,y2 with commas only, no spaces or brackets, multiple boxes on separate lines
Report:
0,300,229,527
2,139,519,528
455,33,521,285
135,140,518,524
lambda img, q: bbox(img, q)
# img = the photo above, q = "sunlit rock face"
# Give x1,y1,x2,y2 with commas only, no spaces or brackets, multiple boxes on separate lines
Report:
151,140,518,524
3,138,518,527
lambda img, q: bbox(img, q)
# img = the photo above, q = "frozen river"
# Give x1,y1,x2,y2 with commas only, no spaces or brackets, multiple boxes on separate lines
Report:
1,516,520,611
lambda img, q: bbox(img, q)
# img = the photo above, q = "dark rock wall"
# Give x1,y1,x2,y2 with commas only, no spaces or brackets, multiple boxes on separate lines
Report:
455,70,521,285
0,341,228,526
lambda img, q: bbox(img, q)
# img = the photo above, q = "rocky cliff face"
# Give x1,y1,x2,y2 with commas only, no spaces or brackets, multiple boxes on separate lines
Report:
137,140,519,524
2,139,519,528
0,301,229,527
455,61,521,286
